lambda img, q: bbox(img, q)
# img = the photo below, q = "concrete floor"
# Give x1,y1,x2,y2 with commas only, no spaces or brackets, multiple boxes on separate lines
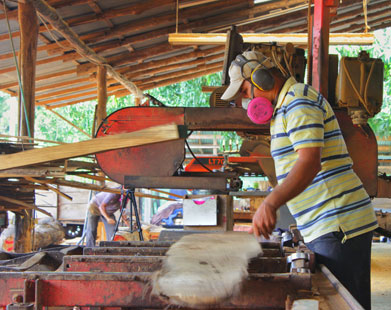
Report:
372,242,391,310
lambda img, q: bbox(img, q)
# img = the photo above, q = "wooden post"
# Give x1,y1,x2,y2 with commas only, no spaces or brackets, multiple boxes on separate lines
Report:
18,0,38,138
96,65,107,186
15,0,39,253
96,65,107,130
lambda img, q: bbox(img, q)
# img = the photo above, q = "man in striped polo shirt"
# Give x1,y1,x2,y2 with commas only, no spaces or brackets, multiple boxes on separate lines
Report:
221,50,378,310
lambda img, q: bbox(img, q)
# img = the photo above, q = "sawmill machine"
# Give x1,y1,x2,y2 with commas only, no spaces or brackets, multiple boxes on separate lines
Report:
95,32,384,198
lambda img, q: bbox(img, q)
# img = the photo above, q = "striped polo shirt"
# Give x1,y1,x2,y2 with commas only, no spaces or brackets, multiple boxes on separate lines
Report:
270,77,378,243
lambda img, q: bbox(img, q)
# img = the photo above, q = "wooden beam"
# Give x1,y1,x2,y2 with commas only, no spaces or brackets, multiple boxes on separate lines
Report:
15,1,39,254
0,52,81,76
77,42,187,75
135,62,223,84
0,195,52,217
34,55,223,102
168,32,375,46
0,133,65,145
24,176,73,201
35,77,93,93
45,179,177,201
0,124,179,171
140,66,222,91
78,45,223,76
124,52,223,80
49,64,223,108
0,69,76,91
36,83,123,106
28,0,144,98
18,1,39,138
96,65,107,129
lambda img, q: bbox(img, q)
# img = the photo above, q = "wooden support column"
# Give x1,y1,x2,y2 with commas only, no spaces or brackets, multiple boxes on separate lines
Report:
15,1,39,253
18,1,38,138
96,65,107,185
96,65,108,129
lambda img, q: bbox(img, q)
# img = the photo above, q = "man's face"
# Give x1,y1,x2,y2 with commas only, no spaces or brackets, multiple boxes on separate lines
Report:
239,80,276,103
239,80,253,99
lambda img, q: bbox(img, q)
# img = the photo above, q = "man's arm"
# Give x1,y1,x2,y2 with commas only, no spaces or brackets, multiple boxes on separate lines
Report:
251,147,322,238
99,202,116,225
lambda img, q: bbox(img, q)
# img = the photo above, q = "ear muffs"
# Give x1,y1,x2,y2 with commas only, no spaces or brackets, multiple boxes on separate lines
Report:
251,65,275,91
233,54,275,92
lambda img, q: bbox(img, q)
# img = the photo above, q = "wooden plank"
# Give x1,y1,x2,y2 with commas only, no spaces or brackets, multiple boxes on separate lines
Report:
0,124,179,171
0,195,52,217
168,32,375,45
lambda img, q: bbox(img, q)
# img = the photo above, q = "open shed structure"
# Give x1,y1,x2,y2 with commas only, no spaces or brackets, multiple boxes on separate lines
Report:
1,1,391,310
0,0,389,108
0,0,390,251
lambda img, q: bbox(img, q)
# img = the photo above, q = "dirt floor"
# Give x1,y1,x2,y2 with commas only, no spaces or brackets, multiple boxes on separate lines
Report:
372,242,391,310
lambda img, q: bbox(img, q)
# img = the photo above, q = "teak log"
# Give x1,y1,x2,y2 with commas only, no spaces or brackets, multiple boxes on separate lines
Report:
0,124,179,170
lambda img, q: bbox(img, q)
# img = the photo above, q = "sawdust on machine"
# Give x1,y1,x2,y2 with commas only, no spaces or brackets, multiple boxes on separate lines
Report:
152,232,263,308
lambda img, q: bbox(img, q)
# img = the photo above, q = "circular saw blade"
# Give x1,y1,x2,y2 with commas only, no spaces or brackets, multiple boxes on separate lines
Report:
95,107,185,184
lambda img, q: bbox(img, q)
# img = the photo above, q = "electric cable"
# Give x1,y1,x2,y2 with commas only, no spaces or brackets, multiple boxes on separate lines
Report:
185,136,214,173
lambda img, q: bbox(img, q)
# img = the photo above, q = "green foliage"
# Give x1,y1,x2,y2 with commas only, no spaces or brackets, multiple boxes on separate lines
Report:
0,93,11,134
146,72,222,107
35,102,96,143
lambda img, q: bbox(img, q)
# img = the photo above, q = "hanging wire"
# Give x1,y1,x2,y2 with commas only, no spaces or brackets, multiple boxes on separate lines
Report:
363,0,370,33
3,0,31,138
176,0,179,33
37,11,69,50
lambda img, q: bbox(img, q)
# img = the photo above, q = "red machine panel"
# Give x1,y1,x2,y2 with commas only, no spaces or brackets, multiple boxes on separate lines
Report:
95,107,185,184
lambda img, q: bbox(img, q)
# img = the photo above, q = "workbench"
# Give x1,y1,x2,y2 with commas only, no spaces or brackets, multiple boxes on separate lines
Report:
0,238,363,309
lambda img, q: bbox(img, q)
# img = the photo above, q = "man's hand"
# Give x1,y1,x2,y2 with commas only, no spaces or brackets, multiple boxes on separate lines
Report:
250,201,277,239
107,218,116,225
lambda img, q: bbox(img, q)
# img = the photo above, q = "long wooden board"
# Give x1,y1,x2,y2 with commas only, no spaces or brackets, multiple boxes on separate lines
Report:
0,124,179,171
168,32,375,46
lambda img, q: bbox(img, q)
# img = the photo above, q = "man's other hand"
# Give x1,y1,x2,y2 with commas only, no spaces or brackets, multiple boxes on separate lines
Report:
107,218,116,225
249,201,277,239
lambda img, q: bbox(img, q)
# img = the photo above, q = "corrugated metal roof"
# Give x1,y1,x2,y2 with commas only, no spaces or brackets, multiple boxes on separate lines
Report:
0,0,389,108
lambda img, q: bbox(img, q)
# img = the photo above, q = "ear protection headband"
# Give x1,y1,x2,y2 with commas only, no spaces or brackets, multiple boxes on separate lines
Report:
233,54,275,91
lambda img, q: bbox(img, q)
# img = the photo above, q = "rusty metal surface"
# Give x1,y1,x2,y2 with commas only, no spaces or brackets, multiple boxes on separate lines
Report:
83,246,168,256
335,110,378,196
63,255,287,274
184,107,269,133
83,246,281,258
125,175,229,190
95,106,271,184
99,240,174,247
95,107,186,184
377,175,391,198
63,255,163,272
0,271,311,309
0,237,361,309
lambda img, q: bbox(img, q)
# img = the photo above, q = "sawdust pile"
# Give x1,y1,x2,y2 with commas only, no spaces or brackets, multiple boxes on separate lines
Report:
152,232,262,308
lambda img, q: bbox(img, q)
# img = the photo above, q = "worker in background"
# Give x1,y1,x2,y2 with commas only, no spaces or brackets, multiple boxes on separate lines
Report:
85,188,128,247
221,50,378,310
